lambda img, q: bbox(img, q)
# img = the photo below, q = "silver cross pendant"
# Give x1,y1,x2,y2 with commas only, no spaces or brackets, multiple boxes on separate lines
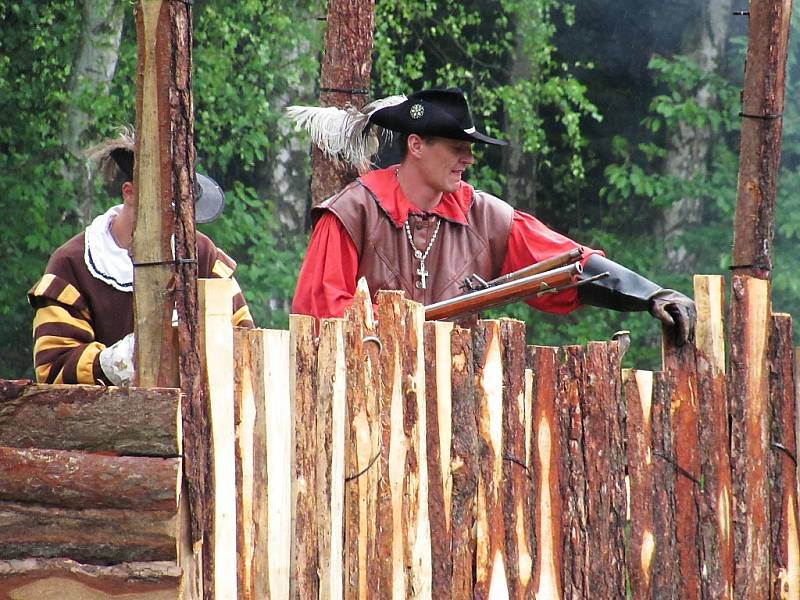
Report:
416,261,429,289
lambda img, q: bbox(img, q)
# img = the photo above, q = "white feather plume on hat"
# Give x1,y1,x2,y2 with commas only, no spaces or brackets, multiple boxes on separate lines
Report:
286,95,406,172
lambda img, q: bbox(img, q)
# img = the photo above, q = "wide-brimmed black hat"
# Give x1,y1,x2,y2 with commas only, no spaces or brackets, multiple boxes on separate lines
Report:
368,88,506,146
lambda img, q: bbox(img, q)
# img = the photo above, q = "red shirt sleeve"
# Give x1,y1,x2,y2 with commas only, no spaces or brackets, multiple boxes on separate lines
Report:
291,212,360,319
501,210,603,314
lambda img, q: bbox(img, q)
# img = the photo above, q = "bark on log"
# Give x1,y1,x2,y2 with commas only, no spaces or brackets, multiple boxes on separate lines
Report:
693,274,734,599
311,0,374,206
132,0,178,388
0,501,178,564
623,369,655,598
343,279,381,600
0,446,179,511
449,326,478,600
582,341,626,596
729,275,771,597
661,318,702,599
198,279,237,599
0,558,181,600
500,320,533,599
0,384,180,456
558,345,587,598
651,372,681,599
473,320,509,599
768,314,800,598
423,320,455,599
528,345,562,599
316,318,347,600
233,328,259,600
732,0,793,278
290,314,319,599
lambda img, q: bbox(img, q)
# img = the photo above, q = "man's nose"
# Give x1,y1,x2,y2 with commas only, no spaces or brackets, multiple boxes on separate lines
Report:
462,149,475,164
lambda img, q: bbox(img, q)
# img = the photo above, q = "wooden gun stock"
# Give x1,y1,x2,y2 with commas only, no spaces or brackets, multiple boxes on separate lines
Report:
425,262,582,321
483,247,584,288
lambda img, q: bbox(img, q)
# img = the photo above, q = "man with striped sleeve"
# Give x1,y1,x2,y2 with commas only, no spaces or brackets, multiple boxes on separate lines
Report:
28,128,254,386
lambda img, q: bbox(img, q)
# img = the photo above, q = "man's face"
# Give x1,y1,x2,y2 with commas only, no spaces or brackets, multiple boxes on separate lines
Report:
416,137,475,193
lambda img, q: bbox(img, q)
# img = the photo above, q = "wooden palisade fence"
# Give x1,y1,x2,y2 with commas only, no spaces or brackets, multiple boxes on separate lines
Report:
1,273,798,599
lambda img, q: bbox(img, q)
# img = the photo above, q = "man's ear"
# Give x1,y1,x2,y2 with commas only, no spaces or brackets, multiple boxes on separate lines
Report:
121,181,135,204
406,133,425,159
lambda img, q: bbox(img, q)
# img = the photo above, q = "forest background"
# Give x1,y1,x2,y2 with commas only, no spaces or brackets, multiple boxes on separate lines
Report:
1,0,799,377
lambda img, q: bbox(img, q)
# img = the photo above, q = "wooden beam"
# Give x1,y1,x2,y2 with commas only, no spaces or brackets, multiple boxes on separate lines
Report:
343,279,380,600
290,315,319,599
473,320,509,598
528,346,562,599
661,311,702,599
0,558,181,600
0,446,179,511
694,275,734,599
198,279,237,599
623,369,655,598
732,0,793,278
500,319,533,599
0,501,178,564
449,326,478,599
0,384,180,456
729,275,771,597
768,314,800,598
423,319,454,598
316,318,347,600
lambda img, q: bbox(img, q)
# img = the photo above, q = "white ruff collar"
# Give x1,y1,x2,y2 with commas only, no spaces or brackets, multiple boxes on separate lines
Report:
84,205,133,292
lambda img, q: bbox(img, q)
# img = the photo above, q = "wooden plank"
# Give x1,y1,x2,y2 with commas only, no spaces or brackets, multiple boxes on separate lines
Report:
0,501,178,564
729,275,771,597
132,0,175,388
661,312,702,599
0,446,179,511
402,298,432,598
343,279,380,600
233,328,259,600
262,328,293,600
500,319,533,599
449,326,478,600
694,274,734,599
473,320,509,598
558,345,587,597
423,320,454,599
528,345,562,599
768,314,800,599
0,384,180,456
0,558,181,600
198,279,237,600
290,314,319,599
650,372,680,598
376,291,405,599
623,369,655,598
317,318,347,600
583,341,626,595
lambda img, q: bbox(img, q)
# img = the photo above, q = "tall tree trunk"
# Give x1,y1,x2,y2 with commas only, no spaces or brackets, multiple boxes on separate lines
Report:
659,0,732,272
61,0,126,225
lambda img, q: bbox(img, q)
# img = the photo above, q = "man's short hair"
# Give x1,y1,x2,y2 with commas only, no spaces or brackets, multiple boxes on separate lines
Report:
84,126,135,199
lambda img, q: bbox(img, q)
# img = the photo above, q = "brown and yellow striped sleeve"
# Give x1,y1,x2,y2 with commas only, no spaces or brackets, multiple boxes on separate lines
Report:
28,275,107,384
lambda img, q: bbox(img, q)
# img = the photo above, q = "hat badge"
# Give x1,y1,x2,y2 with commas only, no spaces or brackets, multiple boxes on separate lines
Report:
409,103,424,119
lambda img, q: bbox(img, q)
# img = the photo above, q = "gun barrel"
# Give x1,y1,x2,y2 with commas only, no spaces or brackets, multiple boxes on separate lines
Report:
484,247,583,288
425,262,582,321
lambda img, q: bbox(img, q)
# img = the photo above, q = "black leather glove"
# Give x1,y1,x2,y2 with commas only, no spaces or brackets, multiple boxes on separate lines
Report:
578,255,696,346
648,288,696,346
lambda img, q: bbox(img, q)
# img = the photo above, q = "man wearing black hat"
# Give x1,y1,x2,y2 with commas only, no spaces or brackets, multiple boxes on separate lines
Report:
288,89,695,344
28,127,254,385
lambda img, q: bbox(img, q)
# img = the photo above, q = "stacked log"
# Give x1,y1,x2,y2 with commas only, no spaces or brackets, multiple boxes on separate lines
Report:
0,385,182,598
